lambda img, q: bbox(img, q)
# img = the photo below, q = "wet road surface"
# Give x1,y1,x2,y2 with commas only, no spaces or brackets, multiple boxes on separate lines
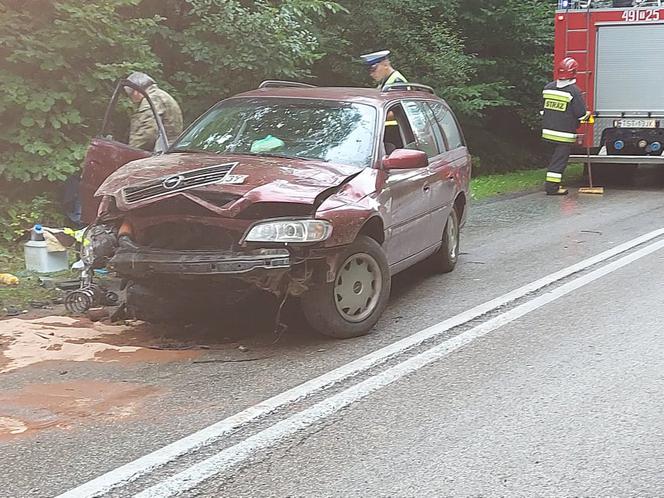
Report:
2,169,664,497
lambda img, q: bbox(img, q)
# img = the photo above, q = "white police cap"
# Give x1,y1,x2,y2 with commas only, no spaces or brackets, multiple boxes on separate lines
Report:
360,50,391,65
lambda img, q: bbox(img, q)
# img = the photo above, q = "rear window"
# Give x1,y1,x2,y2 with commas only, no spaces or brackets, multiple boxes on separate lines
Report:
170,98,377,168
402,100,441,157
429,102,465,150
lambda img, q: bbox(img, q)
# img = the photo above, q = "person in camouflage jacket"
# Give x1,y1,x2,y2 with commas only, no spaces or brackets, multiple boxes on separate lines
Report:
125,72,183,152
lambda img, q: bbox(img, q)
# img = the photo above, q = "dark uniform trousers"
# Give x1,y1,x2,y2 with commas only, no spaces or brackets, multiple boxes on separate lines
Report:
545,143,572,194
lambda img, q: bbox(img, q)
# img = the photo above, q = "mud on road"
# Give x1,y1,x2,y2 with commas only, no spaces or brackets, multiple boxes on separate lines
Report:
0,299,295,443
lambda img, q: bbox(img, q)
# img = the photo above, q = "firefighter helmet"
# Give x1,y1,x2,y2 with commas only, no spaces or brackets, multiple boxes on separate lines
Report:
557,57,579,80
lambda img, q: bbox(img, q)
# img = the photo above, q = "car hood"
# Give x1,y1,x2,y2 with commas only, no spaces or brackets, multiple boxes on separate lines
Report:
96,152,364,212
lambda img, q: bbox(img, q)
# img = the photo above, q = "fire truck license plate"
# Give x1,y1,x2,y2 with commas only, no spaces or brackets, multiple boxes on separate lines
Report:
615,119,658,129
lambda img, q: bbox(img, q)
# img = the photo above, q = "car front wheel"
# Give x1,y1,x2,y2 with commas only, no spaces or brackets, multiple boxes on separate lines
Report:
301,235,391,339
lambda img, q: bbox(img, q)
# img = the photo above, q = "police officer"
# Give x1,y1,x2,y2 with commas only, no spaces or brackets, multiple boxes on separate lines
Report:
125,71,183,152
360,50,408,90
541,57,588,195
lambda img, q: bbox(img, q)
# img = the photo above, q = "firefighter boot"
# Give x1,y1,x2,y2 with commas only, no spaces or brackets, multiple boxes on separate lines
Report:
545,182,569,196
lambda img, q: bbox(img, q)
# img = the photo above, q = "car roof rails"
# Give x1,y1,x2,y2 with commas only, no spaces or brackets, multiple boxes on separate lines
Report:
382,83,435,95
258,80,317,89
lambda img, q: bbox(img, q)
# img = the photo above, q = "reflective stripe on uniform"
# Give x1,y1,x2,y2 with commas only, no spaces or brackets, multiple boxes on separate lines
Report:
542,89,573,103
542,129,576,143
386,71,406,85
546,172,563,183
380,70,408,89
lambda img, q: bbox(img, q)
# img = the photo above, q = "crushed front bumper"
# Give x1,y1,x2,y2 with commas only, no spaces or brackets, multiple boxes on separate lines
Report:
108,238,291,277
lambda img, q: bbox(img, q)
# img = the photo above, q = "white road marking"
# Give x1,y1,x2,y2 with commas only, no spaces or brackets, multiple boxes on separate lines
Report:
57,228,664,498
136,236,664,498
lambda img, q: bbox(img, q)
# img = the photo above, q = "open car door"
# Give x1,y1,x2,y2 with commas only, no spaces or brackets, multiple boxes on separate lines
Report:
80,79,169,224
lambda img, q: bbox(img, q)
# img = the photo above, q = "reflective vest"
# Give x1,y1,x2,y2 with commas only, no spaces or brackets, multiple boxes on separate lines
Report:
379,70,408,90
541,81,587,144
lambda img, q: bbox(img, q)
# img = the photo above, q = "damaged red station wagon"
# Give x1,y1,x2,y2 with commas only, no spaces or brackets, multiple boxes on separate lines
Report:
81,81,471,338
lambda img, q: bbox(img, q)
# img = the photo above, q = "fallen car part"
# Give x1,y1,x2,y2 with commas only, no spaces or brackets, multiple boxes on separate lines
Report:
64,283,118,314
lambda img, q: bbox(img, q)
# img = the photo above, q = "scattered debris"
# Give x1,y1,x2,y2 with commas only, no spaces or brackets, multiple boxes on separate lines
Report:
0,274,19,286
4,306,21,317
87,307,110,322
29,300,51,309
581,230,602,235
238,345,250,353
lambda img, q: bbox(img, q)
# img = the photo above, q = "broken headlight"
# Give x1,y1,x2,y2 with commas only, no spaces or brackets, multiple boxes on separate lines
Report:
244,219,332,244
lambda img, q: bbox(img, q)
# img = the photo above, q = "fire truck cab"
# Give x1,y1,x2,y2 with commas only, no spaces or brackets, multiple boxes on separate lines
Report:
556,0,664,173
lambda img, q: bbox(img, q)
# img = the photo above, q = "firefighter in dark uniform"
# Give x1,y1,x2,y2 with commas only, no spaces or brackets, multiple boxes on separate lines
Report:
542,57,588,195
361,50,408,90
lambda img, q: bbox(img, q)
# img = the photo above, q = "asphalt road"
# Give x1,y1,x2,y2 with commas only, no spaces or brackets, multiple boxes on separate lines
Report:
2,170,664,497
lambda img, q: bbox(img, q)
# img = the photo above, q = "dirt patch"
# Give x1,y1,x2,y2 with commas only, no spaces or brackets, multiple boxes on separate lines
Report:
0,380,160,441
0,316,200,373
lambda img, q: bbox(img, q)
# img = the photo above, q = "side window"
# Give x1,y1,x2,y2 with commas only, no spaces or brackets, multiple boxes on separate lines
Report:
382,104,415,156
421,102,447,153
429,102,465,150
402,100,441,157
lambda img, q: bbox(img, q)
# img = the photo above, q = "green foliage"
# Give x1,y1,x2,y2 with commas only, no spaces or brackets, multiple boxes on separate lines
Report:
0,0,558,185
0,1,162,182
459,0,554,128
315,0,510,115
135,0,344,119
471,163,584,201
0,193,66,245
456,0,555,169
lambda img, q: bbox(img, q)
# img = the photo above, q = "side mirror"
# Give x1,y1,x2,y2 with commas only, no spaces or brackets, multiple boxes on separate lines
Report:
383,149,429,170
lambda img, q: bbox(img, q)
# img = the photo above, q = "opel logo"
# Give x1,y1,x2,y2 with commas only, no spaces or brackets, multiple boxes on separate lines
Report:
162,175,184,190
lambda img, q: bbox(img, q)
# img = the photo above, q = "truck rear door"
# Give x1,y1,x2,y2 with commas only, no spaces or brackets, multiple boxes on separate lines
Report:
595,23,664,115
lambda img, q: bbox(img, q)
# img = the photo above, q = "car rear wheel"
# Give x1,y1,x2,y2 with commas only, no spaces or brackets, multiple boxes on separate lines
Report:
301,235,391,339
426,208,460,274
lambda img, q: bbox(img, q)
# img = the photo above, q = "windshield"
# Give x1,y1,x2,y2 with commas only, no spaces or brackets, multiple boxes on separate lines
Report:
170,98,377,168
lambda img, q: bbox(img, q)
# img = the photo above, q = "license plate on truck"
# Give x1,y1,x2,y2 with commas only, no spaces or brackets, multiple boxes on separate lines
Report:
614,119,658,129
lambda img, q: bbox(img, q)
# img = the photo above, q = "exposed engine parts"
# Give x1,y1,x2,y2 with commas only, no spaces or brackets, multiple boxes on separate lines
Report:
64,283,119,314
81,224,119,270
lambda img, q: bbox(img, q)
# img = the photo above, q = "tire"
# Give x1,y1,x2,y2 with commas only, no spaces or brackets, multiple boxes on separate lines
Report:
426,208,460,274
301,235,391,339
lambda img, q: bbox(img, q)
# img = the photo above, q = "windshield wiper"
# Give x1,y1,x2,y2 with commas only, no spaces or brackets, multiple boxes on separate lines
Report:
226,152,316,161
168,147,211,154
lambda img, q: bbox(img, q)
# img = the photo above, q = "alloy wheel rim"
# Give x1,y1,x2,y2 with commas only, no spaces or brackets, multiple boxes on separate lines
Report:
447,215,458,260
334,252,382,323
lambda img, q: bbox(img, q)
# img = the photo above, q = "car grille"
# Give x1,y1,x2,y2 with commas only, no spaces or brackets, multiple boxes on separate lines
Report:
122,162,237,204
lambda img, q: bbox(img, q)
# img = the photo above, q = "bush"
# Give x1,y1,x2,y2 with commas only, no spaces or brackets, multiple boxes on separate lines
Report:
0,0,162,183
0,193,66,247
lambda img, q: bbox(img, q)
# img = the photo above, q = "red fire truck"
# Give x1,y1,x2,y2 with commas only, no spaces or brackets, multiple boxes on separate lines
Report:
555,0,664,175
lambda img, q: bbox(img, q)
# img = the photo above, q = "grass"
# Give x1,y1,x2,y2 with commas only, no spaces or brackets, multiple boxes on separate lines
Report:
471,163,584,201
0,248,75,315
